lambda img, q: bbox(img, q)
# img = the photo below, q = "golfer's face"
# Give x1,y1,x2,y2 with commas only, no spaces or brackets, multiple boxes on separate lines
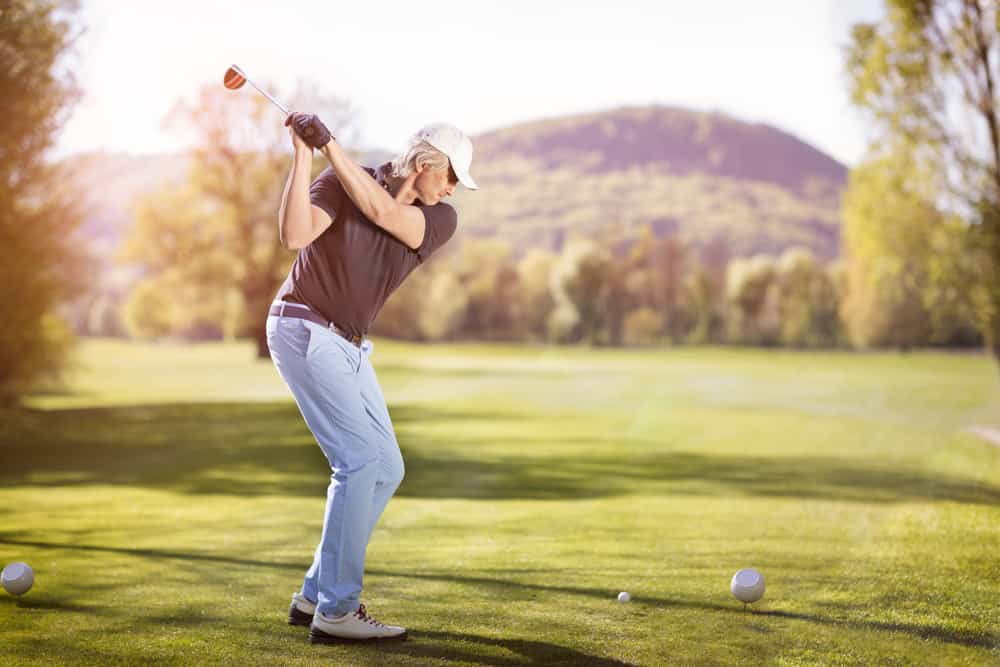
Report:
416,162,459,205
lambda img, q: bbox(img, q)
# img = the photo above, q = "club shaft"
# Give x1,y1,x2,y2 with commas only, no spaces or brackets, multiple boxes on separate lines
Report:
246,79,290,116
233,65,290,116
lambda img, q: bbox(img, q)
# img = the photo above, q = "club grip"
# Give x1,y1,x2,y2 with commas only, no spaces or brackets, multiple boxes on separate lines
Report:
285,112,313,134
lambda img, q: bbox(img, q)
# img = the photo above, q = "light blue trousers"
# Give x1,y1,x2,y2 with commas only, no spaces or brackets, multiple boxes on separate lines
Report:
266,302,404,617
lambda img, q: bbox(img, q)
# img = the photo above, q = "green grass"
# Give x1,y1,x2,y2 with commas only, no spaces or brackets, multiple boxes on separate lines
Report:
1,339,999,665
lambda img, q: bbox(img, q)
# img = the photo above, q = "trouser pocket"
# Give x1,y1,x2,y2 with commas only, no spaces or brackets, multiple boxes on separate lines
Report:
303,321,362,375
268,317,313,359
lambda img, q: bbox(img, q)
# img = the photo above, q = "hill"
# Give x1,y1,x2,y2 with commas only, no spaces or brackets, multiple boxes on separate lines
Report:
451,105,846,259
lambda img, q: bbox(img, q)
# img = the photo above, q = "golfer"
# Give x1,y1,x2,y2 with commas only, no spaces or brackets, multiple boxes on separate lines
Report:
267,112,477,643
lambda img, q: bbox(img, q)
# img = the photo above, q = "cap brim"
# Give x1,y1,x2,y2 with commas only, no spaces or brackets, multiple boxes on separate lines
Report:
454,166,478,190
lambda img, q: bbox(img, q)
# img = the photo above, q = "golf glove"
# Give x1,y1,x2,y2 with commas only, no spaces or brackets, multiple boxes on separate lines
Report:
286,113,332,149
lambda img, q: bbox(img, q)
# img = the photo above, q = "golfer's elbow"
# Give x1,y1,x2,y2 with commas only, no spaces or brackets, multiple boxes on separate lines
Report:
281,236,305,251
278,215,309,250
281,227,313,250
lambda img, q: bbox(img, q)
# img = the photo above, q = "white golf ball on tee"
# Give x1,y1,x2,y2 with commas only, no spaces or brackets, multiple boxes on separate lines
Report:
730,568,765,603
617,591,631,603
2,562,34,596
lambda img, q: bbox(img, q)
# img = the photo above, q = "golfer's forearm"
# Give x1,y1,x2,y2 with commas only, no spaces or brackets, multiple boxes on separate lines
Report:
278,151,314,248
319,141,397,228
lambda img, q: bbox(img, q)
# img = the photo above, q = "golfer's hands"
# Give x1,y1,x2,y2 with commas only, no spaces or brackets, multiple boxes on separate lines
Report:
288,119,311,154
285,112,333,150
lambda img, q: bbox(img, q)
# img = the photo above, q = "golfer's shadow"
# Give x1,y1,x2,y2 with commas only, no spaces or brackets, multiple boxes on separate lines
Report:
329,629,634,667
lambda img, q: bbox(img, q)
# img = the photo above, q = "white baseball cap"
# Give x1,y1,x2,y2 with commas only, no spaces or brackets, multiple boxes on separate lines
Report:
413,122,478,190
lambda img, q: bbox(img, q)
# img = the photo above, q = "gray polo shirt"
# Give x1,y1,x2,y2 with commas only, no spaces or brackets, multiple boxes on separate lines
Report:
274,162,458,337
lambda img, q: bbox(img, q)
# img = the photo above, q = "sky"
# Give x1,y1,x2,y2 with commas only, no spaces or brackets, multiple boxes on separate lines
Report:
55,0,884,166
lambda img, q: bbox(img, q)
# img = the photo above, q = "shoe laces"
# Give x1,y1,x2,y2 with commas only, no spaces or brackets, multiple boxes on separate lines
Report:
355,603,385,628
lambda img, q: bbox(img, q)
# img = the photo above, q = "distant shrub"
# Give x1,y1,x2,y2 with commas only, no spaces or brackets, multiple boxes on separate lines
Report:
623,308,664,346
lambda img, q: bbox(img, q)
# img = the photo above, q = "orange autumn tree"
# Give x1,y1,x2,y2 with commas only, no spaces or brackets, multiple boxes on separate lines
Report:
123,81,356,357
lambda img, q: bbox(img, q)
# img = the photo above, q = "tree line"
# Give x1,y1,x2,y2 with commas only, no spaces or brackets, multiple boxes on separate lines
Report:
116,217,983,350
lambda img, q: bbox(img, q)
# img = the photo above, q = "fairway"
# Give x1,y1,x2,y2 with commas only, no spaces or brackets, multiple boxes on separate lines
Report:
1,339,999,665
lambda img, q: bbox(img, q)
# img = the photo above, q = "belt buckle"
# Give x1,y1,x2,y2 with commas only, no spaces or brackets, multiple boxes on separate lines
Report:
327,321,362,348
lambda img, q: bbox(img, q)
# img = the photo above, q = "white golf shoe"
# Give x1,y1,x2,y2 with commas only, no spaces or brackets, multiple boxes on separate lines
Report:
309,603,408,643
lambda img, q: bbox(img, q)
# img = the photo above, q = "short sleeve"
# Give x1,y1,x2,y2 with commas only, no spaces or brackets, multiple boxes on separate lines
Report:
415,203,458,261
309,167,344,223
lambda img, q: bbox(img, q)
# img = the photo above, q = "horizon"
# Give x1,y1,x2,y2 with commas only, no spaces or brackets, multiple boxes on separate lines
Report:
61,102,855,167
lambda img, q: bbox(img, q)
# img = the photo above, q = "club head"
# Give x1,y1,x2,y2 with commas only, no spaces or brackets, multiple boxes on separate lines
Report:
222,63,291,117
223,66,247,90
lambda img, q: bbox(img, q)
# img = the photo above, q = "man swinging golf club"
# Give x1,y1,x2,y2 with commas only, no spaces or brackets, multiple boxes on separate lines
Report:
268,111,477,643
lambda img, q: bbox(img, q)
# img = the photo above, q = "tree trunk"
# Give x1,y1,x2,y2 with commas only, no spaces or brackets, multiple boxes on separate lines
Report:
241,282,275,360
255,326,270,360
250,293,273,359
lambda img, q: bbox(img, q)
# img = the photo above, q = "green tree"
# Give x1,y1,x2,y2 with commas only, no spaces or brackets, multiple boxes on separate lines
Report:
0,0,87,405
546,301,581,344
684,263,726,345
846,0,1000,361
371,266,431,340
123,82,355,357
516,248,557,341
550,238,613,345
725,255,779,345
600,261,629,346
623,226,695,342
653,236,694,342
924,217,990,345
122,275,177,339
840,152,946,349
623,307,664,346
775,247,841,347
450,238,518,340
419,271,468,341
122,183,237,340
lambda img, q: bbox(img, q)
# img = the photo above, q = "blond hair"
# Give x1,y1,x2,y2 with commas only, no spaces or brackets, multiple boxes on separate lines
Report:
390,140,450,178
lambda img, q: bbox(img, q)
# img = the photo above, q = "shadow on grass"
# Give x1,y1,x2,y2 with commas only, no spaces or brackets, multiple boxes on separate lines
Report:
1,402,999,505
1,536,991,653
753,609,997,650
0,537,305,571
346,629,636,666
6,604,632,667
1,597,102,614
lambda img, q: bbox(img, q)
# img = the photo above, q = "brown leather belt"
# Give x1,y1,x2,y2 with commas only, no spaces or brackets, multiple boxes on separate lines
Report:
268,302,363,347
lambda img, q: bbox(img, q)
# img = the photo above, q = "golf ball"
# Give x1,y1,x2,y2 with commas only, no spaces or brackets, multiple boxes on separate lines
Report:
617,591,631,603
2,562,34,596
730,568,765,603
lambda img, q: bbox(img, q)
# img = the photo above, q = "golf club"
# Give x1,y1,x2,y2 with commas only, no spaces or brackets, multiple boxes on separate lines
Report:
223,64,289,117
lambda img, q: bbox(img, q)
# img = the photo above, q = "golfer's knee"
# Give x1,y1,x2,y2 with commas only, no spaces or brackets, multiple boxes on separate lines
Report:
330,453,379,479
387,448,405,489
